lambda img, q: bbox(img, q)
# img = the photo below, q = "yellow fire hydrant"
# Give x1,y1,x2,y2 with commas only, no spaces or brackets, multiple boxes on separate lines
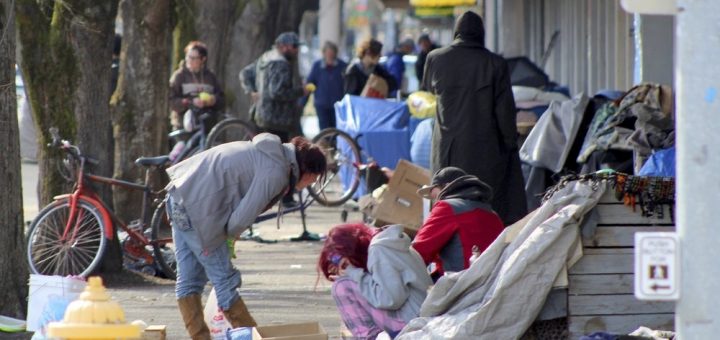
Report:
47,276,141,340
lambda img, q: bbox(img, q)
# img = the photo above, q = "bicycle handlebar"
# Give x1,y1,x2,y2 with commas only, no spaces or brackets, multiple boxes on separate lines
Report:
47,127,99,165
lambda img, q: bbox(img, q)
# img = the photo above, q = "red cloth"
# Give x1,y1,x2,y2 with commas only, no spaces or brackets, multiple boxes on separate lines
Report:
412,200,504,272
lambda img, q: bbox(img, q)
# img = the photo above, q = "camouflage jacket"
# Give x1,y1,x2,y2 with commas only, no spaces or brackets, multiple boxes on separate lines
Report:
240,49,303,131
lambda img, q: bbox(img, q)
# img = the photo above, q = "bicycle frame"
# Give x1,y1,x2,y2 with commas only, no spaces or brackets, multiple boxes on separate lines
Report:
171,129,206,164
60,153,165,246
170,107,215,164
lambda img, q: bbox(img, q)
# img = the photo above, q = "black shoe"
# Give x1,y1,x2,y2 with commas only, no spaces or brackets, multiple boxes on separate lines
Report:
281,200,300,209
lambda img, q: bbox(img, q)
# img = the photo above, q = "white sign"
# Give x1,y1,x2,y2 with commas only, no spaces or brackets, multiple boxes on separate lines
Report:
620,0,678,15
635,232,679,301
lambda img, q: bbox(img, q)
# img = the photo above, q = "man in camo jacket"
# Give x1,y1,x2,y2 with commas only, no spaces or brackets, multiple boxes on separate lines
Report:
240,32,309,143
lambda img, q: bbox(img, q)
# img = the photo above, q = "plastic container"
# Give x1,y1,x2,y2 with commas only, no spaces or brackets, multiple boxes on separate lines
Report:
26,275,86,332
0,315,26,332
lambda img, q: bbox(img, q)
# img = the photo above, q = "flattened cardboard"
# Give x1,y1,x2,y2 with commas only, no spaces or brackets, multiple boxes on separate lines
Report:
252,322,327,340
372,160,430,232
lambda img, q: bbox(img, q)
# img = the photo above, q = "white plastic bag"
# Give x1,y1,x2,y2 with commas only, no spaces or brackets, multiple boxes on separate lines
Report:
183,109,196,132
203,288,232,340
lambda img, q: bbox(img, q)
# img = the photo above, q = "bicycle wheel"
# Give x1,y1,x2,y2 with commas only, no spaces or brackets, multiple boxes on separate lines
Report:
308,128,361,206
27,198,107,277
150,201,176,280
205,118,256,149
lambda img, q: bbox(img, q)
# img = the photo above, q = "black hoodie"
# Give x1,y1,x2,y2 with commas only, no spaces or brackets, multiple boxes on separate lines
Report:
453,11,485,46
419,11,528,225
438,175,493,203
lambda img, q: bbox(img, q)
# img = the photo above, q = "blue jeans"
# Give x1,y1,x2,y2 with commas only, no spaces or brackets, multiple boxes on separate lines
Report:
167,195,242,310
315,105,336,131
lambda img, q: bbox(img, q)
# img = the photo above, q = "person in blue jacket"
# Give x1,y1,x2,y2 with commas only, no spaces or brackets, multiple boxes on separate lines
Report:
306,41,347,130
384,38,414,97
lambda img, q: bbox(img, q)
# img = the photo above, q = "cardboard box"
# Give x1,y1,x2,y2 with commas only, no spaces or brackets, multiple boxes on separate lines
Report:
252,322,328,340
372,159,431,232
141,325,166,340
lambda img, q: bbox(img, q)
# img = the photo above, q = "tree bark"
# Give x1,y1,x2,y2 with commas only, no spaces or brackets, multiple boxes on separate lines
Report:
16,0,121,272
16,0,80,205
111,0,171,226
0,0,29,318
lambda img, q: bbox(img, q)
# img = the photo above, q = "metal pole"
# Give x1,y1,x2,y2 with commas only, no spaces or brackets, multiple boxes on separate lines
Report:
318,0,341,47
675,0,720,337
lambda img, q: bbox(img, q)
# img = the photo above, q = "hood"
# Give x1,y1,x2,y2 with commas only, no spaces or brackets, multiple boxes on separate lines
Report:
258,49,288,70
438,175,493,203
252,133,298,180
371,225,411,251
453,11,485,46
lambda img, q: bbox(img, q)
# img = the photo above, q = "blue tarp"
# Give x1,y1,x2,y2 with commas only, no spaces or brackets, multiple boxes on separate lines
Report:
638,146,675,177
334,95,413,197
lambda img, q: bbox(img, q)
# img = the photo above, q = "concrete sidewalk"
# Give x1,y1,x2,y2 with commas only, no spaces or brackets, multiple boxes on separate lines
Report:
109,205,358,340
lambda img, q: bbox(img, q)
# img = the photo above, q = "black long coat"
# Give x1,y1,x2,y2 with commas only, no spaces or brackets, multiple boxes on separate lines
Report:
421,12,527,225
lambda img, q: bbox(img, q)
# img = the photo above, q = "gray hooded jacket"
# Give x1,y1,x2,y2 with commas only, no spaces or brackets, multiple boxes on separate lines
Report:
165,133,298,251
345,225,433,323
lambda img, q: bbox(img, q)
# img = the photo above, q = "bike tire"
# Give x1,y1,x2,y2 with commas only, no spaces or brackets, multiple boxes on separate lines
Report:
26,198,107,277
308,128,361,207
205,118,256,150
150,201,176,280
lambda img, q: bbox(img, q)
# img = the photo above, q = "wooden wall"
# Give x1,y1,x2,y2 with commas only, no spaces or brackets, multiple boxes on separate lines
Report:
567,189,675,338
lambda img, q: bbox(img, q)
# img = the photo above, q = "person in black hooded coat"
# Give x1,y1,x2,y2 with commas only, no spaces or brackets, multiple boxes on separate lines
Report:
421,11,527,225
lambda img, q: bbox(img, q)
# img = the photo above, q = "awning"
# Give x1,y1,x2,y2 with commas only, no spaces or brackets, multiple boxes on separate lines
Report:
380,0,411,9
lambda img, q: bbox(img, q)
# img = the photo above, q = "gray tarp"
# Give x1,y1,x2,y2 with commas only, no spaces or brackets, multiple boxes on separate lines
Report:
519,93,589,174
397,180,606,340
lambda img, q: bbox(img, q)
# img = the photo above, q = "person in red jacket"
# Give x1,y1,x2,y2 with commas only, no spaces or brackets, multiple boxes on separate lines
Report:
412,167,505,276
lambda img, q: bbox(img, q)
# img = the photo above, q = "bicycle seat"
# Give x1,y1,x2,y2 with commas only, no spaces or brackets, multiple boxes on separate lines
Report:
135,155,170,167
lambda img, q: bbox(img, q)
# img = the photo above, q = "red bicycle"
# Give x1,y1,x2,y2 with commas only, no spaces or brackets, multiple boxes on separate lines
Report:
26,128,176,279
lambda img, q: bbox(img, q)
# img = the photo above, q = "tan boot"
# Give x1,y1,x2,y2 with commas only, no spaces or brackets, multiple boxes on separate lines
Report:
223,296,257,328
178,294,211,340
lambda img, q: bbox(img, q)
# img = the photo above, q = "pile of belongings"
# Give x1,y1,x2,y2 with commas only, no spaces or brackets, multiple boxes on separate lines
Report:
519,83,675,210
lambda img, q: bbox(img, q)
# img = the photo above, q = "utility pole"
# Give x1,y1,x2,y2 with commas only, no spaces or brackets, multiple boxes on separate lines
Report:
621,0,720,337
318,0,342,48
674,0,720,337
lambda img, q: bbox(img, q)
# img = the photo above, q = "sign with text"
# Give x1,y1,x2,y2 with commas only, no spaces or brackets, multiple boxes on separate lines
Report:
635,232,679,301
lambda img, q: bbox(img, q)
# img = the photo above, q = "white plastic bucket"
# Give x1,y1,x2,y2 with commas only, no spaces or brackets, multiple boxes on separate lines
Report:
26,274,86,332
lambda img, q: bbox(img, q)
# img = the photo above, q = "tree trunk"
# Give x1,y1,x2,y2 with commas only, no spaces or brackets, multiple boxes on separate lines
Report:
111,0,171,227
16,0,121,272
16,0,80,206
0,0,29,318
